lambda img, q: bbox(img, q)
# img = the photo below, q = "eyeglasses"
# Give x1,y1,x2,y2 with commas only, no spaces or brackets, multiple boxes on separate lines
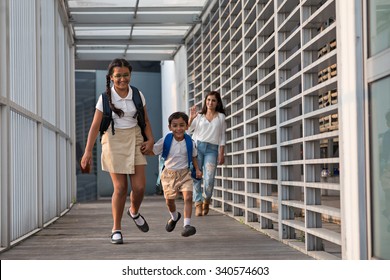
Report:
112,73,130,79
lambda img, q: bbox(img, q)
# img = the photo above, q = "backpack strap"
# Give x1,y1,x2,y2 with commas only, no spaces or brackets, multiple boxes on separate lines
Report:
184,134,193,168
161,133,174,161
131,85,147,141
185,134,199,180
100,92,115,138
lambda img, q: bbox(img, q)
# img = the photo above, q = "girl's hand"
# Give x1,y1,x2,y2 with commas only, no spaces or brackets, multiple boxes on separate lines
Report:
80,152,92,173
141,140,154,155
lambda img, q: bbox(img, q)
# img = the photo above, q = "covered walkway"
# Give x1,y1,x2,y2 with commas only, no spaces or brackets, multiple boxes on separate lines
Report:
0,196,313,260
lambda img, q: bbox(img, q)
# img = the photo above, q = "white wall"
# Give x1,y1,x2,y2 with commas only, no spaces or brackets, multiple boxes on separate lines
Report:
161,47,188,136
337,0,367,259
0,0,75,249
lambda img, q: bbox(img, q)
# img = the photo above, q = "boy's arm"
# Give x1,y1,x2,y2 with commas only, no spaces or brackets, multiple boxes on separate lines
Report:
145,137,163,156
192,156,202,179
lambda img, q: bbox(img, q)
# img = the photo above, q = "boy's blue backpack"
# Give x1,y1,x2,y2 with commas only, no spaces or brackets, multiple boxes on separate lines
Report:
99,85,147,140
161,133,199,180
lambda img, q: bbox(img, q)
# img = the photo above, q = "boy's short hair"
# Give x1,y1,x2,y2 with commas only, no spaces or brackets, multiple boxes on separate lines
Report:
168,112,189,125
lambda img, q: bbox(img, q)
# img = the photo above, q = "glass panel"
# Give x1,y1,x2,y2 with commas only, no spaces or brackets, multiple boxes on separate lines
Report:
369,75,390,259
368,0,390,56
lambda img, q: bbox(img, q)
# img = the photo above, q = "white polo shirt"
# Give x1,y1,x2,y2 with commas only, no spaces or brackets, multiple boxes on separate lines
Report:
96,85,146,129
153,135,197,170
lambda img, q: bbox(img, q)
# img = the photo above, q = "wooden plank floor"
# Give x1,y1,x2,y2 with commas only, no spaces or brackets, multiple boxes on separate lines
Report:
0,196,313,260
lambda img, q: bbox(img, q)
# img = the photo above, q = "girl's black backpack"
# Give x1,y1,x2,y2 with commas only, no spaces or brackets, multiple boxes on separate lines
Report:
99,85,147,141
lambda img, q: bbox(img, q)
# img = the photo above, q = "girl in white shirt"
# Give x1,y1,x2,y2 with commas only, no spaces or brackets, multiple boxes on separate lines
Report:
81,58,154,244
188,91,227,216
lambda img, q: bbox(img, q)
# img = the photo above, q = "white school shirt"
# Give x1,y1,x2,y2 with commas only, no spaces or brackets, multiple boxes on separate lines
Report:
153,135,197,170
189,112,226,146
96,85,146,129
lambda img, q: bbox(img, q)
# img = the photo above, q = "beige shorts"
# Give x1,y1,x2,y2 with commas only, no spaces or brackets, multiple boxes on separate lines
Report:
101,126,147,174
161,168,193,199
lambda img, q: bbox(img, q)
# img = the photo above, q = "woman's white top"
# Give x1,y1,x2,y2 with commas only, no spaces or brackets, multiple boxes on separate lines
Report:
188,112,226,146
96,85,146,129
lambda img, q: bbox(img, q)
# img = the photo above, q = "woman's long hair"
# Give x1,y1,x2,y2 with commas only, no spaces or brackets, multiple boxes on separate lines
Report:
201,91,226,115
105,58,132,117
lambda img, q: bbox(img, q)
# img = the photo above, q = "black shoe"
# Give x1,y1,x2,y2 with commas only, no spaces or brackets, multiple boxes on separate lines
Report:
111,230,123,244
166,212,181,232
127,209,149,232
181,225,196,237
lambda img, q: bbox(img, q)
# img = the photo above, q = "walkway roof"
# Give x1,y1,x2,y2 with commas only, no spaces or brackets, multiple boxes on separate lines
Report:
65,0,210,63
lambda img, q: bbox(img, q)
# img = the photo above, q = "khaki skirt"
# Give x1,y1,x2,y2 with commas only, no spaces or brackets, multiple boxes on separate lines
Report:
101,125,147,174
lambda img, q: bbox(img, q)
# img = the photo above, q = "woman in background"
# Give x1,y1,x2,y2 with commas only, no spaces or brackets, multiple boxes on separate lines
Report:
188,91,226,216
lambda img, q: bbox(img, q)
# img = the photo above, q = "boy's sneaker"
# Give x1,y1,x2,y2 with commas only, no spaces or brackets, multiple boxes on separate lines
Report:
166,212,181,232
181,225,196,237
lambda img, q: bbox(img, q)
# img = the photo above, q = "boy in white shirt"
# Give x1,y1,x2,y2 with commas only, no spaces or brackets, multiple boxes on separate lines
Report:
150,112,202,237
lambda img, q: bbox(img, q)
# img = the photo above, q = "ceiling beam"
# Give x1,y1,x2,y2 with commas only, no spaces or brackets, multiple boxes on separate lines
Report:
68,6,203,13
70,13,201,25
75,38,184,45
75,52,173,61
76,46,177,51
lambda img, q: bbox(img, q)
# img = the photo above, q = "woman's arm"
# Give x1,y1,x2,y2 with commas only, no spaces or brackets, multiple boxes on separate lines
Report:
188,105,198,127
218,145,225,165
218,114,227,165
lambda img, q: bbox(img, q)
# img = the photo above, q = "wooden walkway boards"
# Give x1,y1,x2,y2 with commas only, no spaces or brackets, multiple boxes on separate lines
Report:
0,196,313,260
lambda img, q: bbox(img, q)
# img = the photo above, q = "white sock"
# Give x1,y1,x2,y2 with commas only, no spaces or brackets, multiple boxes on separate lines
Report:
111,230,122,240
170,211,178,221
184,218,191,227
130,211,145,226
